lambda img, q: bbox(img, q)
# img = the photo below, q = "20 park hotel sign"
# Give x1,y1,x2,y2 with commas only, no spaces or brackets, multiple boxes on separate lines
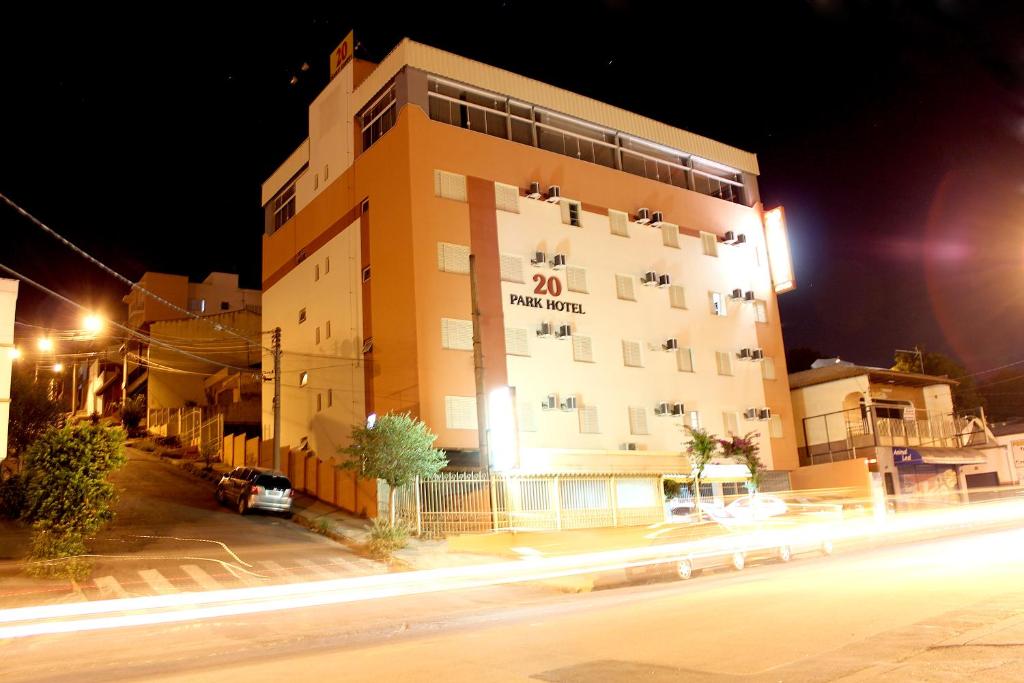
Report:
508,274,586,314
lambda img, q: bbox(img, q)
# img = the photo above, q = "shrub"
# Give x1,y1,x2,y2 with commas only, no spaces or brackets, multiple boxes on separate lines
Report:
120,395,147,437
26,530,91,580
366,517,410,560
8,365,64,457
0,475,26,519
314,518,331,535
134,438,157,452
155,435,181,448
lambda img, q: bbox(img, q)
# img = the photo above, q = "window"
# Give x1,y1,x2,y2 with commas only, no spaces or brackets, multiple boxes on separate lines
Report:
361,266,371,282
572,335,594,363
622,340,643,368
566,266,588,293
716,351,734,376
500,254,525,283
770,414,784,439
677,347,694,373
325,320,331,339
434,170,468,202
220,301,229,310
762,357,776,380
315,327,321,344
709,291,727,317
445,396,478,430
615,274,636,301
561,199,582,227
518,402,537,432
327,389,333,408
441,318,474,351
685,411,701,430
325,256,330,274
298,308,307,324
271,182,296,230
315,265,320,282
669,285,687,310
754,300,768,323
629,407,649,435
579,405,600,434
723,411,739,436
494,182,520,213
701,231,719,257
317,394,322,412
299,371,309,387
609,209,630,237
437,242,471,274
661,223,680,249
504,327,530,357
359,84,397,151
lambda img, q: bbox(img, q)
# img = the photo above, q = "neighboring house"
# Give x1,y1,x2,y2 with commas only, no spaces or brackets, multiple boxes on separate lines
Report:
978,420,1024,486
260,34,800,489
0,278,18,462
788,359,1006,502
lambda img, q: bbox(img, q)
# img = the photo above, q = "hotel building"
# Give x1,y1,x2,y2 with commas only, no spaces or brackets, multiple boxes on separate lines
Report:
261,35,799,480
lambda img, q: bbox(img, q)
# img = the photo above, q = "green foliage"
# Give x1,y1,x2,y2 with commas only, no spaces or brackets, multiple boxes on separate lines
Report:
0,475,26,519
120,395,147,436
134,438,157,452
20,424,127,577
893,347,983,413
719,432,763,493
7,366,65,457
684,426,717,483
26,530,91,580
366,517,410,560
339,412,447,525
314,518,331,535
663,478,685,502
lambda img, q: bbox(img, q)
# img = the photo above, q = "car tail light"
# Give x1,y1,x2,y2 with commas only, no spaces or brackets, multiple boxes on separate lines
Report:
250,485,260,495
288,489,295,498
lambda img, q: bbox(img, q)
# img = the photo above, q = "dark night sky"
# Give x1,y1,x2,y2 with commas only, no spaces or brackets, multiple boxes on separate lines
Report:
1,1,1022,372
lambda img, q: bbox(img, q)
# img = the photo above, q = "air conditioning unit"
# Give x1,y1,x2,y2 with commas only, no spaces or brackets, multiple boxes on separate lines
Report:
526,181,543,200
654,402,672,417
663,338,679,351
536,322,553,338
545,185,561,203
622,442,639,451
751,348,765,361
530,251,547,267
729,288,744,300
560,395,577,411
635,207,651,225
758,407,772,421
735,234,747,245
672,402,685,416
744,408,760,420
723,230,739,245
550,253,567,270
743,290,756,302
737,348,752,360
650,211,665,227
556,323,572,339
657,273,671,288
641,271,658,287
541,394,558,411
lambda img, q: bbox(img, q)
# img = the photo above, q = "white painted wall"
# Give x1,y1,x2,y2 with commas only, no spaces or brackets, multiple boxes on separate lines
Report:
0,278,19,461
262,218,364,457
790,376,870,447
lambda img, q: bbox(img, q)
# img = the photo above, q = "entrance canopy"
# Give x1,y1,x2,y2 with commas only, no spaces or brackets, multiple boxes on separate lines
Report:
892,446,987,467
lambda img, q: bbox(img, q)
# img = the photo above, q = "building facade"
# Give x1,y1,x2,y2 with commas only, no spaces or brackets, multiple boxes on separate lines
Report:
0,278,19,462
261,37,798,478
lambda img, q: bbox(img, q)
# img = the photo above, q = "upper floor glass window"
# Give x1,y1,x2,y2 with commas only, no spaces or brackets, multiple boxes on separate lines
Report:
359,83,397,151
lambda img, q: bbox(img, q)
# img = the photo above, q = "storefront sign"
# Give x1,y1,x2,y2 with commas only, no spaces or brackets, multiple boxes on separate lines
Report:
508,274,586,314
892,447,923,466
330,31,355,79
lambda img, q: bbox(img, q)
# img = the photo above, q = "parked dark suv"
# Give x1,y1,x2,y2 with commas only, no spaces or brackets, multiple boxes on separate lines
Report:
216,467,294,517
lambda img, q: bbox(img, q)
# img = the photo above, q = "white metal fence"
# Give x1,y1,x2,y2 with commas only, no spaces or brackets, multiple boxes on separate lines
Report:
147,407,223,458
383,472,665,536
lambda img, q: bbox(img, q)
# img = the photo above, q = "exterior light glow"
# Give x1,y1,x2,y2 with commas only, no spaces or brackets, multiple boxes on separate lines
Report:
37,337,53,352
7,347,20,360
488,386,519,471
83,314,103,334
763,206,795,294
53,362,64,373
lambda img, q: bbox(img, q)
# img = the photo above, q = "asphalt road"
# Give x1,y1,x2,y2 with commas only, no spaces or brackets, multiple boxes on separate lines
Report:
0,448,381,605
6,521,1024,682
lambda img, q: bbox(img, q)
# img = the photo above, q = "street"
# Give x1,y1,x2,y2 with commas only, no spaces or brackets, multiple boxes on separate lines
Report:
0,448,383,606
5,521,1024,682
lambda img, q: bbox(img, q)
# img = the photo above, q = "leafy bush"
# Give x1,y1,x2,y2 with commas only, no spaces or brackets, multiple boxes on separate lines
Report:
366,518,410,560
120,395,147,437
8,366,64,457
134,438,157,452
20,424,127,578
314,518,331,535
155,435,181,448
0,475,26,519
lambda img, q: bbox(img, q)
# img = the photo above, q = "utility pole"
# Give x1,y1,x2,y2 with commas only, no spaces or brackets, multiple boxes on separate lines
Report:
272,326,282,472
469,255,489,471
70,361,77,416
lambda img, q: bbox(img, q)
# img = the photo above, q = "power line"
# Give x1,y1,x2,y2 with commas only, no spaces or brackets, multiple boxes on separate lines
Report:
0,191,270,353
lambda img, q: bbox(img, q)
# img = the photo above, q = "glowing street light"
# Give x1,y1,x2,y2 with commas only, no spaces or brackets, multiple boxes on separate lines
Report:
53,362,64,373
83,314,103,335
37,337,54,352
7,347,20,360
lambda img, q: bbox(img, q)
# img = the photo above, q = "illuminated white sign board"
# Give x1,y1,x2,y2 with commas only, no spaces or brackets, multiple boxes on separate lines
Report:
764,206,795,294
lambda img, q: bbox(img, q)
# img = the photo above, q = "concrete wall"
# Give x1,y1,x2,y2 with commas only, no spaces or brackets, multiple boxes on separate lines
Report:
789,457,872,498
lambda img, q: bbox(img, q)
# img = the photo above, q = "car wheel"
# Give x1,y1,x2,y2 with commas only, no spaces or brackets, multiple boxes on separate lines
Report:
215,487,225,505
237,496,249,515
280,511,293,520
676,560,694,580
731,551,746,571
821,539,834,556
778,545,792,563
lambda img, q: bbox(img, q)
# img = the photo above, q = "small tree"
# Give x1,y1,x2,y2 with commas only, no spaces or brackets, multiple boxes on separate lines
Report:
120,395,146,437
719,432,763,495
7,366,64,458
338,412,447,526
20,423,126,577
684,426,718,516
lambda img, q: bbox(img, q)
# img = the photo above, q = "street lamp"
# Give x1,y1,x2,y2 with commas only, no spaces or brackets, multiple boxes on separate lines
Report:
7,347,20,360
83,314,103,335
53,362,64,373
37,337,53,352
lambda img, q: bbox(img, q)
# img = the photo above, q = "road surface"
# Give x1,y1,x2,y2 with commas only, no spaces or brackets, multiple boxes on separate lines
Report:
0,448,382,606
6,522,1024,682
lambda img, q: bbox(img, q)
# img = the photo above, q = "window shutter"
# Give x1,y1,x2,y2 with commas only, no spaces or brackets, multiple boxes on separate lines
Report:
437,242,471,274
762,357,776,380
723,411,739,436
566,266,588,293
677,347,694,372
629,407,649,435
609,209,630,237
494,182,520,213
622,340,643,368
441,318,473,350
616,274,636,301
661,222,680,248
444,396,478,430
770,414,784,438
716,351,733,376
500,254,525,283
434,170,468,201
701,231,719,257
572,335,594,362
504,327,530,357
669,284,687,310
579,405,600,434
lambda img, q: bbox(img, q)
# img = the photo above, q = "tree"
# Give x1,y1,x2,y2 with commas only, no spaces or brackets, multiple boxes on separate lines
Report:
684,426,718,516
120,395,147,437
20,423,126,577
719,432,763,494
7,365,65,458
892,347,984,413
338,413,447,526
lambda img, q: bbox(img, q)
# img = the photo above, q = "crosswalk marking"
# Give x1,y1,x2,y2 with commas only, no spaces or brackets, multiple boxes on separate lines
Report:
259,560,303,583
138,569,178,595
295,558,338,580
181,564,223,591
329,557,375,576
94,575,129,599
